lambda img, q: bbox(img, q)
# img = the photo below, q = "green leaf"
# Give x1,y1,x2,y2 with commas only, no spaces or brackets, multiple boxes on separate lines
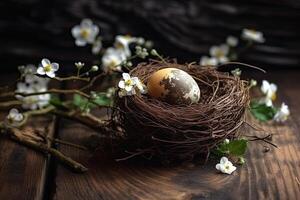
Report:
72,93,113,111
226,139,248,156
49,95,64,108
212,139,248,157
250,101,277,122
93,94,112,107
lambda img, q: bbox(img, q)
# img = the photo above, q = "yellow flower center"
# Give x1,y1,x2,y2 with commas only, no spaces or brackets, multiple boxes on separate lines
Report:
225,165,230,170
44,65,52,72
271,92,276,101
215,50,224,58
108,60,118,70
80,29,90,39
125,79,133,86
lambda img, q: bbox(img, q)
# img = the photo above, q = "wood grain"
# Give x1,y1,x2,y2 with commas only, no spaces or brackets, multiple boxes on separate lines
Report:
0,0,299,69
52,70,300,200
0,74,57,200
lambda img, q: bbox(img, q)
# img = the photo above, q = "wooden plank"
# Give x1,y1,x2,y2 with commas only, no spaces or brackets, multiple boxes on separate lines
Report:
53,71,300,200
0,74,56,200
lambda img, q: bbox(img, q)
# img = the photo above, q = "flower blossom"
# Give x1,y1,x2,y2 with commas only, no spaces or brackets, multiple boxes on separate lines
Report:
118,73,146,97
37,58,59,78
71,19,99,46
16,65,50,110
7,108,24,123
260,80,277,107
242,29,265,43
274,103,290,122
216,157,237,175
226,36,238,47
200,56,218,66
92,37,102,55
102,47,126,72
209,44,229,64
114,35,138,57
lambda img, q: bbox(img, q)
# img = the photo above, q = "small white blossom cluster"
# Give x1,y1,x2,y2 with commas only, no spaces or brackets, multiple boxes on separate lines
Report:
216,157,236,175
6,108,24,124
200,29,265,66
101,35,147,73
16,62,51,110
72,19,153,73
71,19,101,54
260,80,290,122
118,73,147,97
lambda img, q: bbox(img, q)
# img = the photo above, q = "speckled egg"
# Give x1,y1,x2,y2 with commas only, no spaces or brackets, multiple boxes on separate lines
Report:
147,68,200,105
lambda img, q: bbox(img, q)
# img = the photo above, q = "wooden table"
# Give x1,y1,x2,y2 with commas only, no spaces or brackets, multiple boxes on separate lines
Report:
0,70,299,200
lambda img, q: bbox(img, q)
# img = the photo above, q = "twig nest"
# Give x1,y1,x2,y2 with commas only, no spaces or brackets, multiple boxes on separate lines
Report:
147,68,200,105
114,60,250,163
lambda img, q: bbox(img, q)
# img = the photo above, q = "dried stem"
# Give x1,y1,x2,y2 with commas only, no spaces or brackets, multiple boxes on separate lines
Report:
0,126,88,173
53,76,90,82
0,89,91,99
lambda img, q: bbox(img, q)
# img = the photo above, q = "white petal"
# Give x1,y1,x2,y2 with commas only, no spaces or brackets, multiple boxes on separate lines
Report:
9,108,19,116
216,164,221,171
46,71,55,78
81,19,93,28
14,114,24,122
122,73,131,81
42,58,50,66
37,67,46,75
71,26,81,37
75,39,87,46
51,63,59,71
220,44,229,55
209,46,218,57
220,157,228,164
118,80,125,89
125,85,133,92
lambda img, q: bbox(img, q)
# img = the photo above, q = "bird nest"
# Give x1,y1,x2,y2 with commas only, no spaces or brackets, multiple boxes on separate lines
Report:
112,60,250,163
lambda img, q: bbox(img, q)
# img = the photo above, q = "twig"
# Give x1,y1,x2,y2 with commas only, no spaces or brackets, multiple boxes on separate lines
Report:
53,76,90,82
0,100,22,109
50,138,88,151
217,62,266,73
0,89,90,99
0,127,88,173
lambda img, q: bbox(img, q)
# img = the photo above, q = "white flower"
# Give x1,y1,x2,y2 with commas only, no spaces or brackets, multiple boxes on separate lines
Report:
102,47,126,72
242,29,265,43
18,64,37,75
216,157,237,175
16,68,50,110
91,65,99,72
134,78,147,94
250,79,257,87
200,56,218,66
231,68,241,77
71,19,99,46
114,35,137,57
7,108,24,123
37,58,59,78
274,103,290,122
261,80,277,102
209,44,229,64
75,62,85,69
224,139,230,144
15,82,50,110
92,37,102,54
106,87,116,98
118,73,136,92
226,36,238,47
118,73,146,97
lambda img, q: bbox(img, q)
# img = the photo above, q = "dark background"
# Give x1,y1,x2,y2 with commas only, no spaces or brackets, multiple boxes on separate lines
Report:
0,0,299,72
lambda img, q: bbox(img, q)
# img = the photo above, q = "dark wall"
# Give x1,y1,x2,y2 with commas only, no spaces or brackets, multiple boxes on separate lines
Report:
0,0,299,71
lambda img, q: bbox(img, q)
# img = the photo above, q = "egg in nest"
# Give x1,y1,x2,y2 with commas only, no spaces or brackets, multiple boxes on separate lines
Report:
147,68,200,105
